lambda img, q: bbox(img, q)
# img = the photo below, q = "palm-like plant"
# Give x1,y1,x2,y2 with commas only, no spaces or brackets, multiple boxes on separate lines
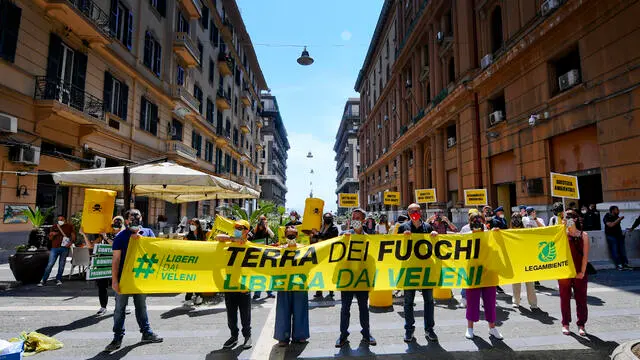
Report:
24,206,55,229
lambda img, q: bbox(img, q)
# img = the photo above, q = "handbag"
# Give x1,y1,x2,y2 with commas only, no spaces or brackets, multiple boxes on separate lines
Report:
57,224,71,248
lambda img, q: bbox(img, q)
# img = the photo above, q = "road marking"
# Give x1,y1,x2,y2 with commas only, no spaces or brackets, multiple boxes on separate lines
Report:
0,304,273,312
248,295,278,360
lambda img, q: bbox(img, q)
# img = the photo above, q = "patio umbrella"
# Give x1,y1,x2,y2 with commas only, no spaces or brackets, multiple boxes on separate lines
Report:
52,162,259,203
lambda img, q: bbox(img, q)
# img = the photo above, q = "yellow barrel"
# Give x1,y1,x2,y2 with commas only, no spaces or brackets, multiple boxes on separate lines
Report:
369,290,393,307
300,198,324,233
81,189,117,234
433,287,452,300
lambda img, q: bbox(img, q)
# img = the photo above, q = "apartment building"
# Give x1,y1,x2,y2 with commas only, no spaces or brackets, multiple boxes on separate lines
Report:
258,93,288,207
0,0,267,244
334,98,360,216
355,0,640,225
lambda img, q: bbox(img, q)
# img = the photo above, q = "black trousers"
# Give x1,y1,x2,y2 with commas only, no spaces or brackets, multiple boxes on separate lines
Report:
225,292,251,338
96,278,109,308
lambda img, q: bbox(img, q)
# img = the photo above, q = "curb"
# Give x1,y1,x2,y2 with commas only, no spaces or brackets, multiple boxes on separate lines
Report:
611,339,640,360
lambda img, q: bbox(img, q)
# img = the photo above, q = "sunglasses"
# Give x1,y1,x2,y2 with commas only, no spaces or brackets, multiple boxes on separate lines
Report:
408,209,420,214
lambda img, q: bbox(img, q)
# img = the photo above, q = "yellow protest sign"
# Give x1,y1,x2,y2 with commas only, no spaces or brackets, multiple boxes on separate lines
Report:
119,226,575,294
208,215,235,240
551,172,580,199
464,189,488,206
384,191,401,206
338,193,359,208
415,189,437,203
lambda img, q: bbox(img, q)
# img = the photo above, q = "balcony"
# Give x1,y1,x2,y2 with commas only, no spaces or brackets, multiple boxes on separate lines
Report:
218,53,233,77
241,91,251,107
221,18,233,40
34,76,105,125
38,0,111,45
171,85,200,114
215,128,231,146
256,118,263,128
166,140,197,162
240,120,250,134
216,89,231,110
178,0,202,19
256,142,264,151
173,33,200,68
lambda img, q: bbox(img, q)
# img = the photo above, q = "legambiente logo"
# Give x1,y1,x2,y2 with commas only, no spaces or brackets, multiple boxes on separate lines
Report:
537,242,557,263
133,253,158,278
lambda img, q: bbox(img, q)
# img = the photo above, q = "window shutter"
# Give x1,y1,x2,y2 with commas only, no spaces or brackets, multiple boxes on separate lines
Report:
72,50,88,111
120,82,129,120
103,72,113,113
150,103,158,135
153,41,161,76
125,10,133,50
201,6,209,29
0,2,22,63
143,32,151,67
140,97,147,130
109,0,117,36
158,0,166,17
46,33,63,80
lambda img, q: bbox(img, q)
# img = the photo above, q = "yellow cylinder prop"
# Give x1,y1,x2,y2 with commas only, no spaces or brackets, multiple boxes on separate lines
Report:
81,189,117,234
369,290,393,307
433,287,452,300
299,198,324,233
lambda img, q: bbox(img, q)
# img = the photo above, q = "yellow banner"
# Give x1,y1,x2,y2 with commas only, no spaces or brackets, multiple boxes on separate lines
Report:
119,226,576,294
384,191,401,205
464,189,487,206
208,215,235,240
415,189,437,203
338,193,359,208
277,226,311,245
551,172,580,199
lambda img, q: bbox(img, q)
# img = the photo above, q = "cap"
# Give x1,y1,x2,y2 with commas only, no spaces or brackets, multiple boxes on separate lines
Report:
494,206,504,213
526,207,535,214
468,208,480,215
235,219,250,229
352,208,366,216
519,205,527,210
483,205,492,210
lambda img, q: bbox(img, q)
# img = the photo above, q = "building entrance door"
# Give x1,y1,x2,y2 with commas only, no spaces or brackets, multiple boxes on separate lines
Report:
496,183,517,224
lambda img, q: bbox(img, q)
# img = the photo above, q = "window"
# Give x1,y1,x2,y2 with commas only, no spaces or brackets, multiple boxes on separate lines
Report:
240,164,244,179
234,66,241,86
233,127,238,146
446,124,456,148
192,131,202,157
240,133,245,148
209,21,218,46
206,98,214,124
448,58,455,84
201,5,209,29
225,118,231,137
103,72,129,120
232,159,238,175
197,41,203,67
490,6,504,53
139,97,158,135
224,153,231,172
176,65,184,85
205,140,213,162
208,58,214,83
143,32,161,76
177,12,189,33
194,85,203,114
216,110,223,134
234,97,238,114
549,45,581,96
149,0,166,17
488,91,506,126
0,0,22,63
109,1,133,50
215,148,223,171
171,119,183,140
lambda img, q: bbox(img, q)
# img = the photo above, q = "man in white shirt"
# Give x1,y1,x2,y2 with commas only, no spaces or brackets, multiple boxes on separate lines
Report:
523,207,545,228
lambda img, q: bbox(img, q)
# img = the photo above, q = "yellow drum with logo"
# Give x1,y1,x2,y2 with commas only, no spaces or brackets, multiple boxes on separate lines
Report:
81,189,116,234
433,287,452,300
300,198,324,233
369,290,393,307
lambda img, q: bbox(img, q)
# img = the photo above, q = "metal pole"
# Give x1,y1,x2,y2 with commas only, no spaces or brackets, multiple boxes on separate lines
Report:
123,165,131,215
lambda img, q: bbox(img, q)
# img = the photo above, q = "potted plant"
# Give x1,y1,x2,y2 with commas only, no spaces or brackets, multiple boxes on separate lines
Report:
8,206,55,284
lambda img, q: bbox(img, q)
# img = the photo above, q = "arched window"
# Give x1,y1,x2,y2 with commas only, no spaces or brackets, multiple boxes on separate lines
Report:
448,58,455,84
491,6,504,53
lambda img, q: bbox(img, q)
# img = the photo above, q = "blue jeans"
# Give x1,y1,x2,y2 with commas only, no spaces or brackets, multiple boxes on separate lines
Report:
339,291,370,339
113,293,151,339
41,247,69,282
606,235,628,266
404,289,435,335
274,291,309,342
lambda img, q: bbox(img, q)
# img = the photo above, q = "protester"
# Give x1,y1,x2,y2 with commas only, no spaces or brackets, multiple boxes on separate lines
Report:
251,215,276,300
336,208,376,347
489,206,508,230
464,211,503,340
184,218,206,306
392,214,408,234
482,205,494,224
549,202,564,226
310,212,339,299
559,210,590,336
584,204,601,231
603,206,631,270
177,216,189,233
376,214,390,234
38,215,75,286
285,211,302,227
509,213,539,311
524,207,545,228
460,209,487,233
427,210,457,234
216,220,253,349
105,209,162,352
399,203,439,343
364,214,377,234
274,226,310,346
519,205,527,217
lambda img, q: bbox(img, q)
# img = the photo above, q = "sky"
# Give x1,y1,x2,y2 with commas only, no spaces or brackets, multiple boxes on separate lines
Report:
237,0,384,214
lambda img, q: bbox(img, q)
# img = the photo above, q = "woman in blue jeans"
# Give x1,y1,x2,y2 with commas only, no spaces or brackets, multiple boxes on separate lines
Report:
38,215,75,286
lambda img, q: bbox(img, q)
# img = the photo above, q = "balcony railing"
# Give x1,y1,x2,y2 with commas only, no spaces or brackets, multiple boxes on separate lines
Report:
173,32,201,67
166,140,197,161
56,0,111,35
432,88,449,107
34,76,104,120
171,85,200,113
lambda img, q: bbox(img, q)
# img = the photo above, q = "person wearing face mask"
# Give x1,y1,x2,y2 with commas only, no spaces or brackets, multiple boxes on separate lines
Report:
376,214,390,234
215,220,253,350
509,213,539,311
603,206,631,271
523,207,545,228
285,211,302,227
251,216,275,300
489,207,508,230
311,213,339,299
583,204,600,231
398,203,440,343
428,210,457,234
363,214,377,234
549,202,564,226
335,208,376,348
105,209,161,352
38,215,76,287
392,214,409,234
274,226,310,346
559,210,590,336
184,219,206,306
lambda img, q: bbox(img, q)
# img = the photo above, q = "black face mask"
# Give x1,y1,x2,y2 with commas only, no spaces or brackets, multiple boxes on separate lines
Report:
286,234,297,240
324,218,333,224
470,219,484,231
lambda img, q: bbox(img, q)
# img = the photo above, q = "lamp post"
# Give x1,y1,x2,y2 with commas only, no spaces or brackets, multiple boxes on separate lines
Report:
307,152,314,197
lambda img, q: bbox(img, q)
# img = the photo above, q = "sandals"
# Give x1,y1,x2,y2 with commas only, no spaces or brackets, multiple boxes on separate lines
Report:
562,327,570,335
579,327,587,336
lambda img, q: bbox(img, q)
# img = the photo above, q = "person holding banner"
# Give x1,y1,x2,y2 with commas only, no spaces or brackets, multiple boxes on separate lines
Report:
184,219,206,306
310,212,339,299
285,211,302,227
376,214,390,234
336,208,376,348
399,203,440,343
251,216,276,300
489,207,508,230
559,210,590,336
549,202,564,226
215,220,253,350
427,210,457,234
274,226,310,346
509,213,539,311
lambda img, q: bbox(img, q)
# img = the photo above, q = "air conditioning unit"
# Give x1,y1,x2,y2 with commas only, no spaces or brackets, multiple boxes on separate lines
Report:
447,137,456,148
383,115,389,121
481,54,493,69
10,145,40,165
541,0,561,16
377,124,382,130
93,155,106,169
382,147,387,154
0,113,18,133
558,69,580,92
489,110,504,126
437,32,444,44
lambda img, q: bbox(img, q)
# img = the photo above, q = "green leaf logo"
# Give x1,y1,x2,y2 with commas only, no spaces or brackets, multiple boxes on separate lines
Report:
538,242,557,263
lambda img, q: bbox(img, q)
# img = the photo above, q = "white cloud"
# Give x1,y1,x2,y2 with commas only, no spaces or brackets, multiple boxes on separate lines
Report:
341,30,353,41
285,132,337,214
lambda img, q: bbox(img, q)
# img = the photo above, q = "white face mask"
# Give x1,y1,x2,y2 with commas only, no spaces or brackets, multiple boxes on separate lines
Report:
351,220,362,230
287,239,297,247
498,214,505,219
581,210,587,214
290,215,296,221
190,225,197,232
57,221,65,226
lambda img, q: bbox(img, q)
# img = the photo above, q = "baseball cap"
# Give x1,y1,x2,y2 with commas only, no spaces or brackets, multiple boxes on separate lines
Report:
235,219,250,229
468,208,480,215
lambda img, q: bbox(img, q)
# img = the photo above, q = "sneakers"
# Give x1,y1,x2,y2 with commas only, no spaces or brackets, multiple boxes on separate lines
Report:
104,338,122,352
183,300,194,307
313,292,323,299
425,328,438,342
242,336,252,349
37,281,45,287
223,336,238,349
335,336,348,348
617,265,624,271
194,295,203,305
459,297,467,308
512,301,520,308
578,327,587,336
363,335,377,346
465,328,474,339
141,332,163,343
622,264,633,271
489,327,503,340
496,286,505,294
96,307,107,316
267,293,276,299
403,332,415,343
56,280,62,286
